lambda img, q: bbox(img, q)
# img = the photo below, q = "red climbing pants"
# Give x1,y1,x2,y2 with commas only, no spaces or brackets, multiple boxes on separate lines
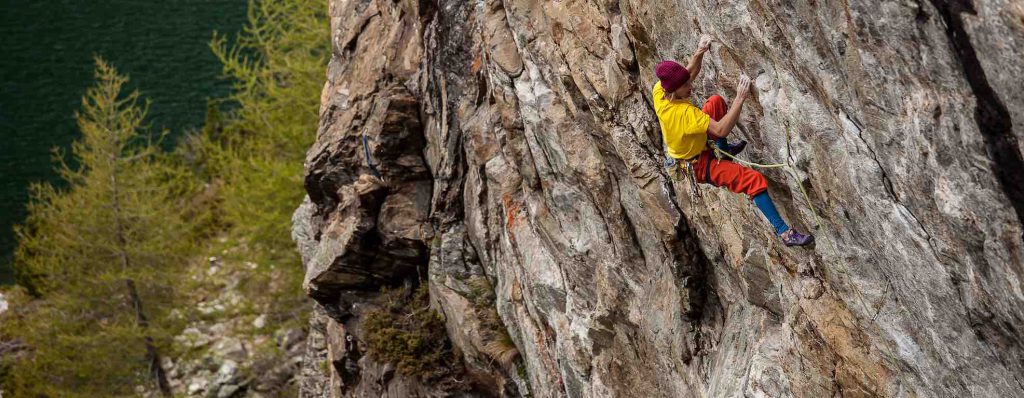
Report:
694,95,768,198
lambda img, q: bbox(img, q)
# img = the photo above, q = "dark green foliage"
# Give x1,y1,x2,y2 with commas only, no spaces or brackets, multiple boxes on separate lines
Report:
0,0,329,395
362,285,463,380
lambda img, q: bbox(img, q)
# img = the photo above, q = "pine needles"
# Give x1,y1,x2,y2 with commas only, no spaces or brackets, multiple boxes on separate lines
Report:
0,0,329,395
1,59,199,397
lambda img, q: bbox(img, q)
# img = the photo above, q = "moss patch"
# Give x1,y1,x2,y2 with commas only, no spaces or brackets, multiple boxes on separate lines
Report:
362,285,462,381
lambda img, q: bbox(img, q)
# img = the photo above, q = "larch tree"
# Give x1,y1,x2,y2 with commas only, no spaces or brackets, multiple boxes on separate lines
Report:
1,59,200,397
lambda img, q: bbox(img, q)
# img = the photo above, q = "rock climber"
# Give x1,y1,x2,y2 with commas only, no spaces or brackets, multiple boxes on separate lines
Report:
653,35,814,247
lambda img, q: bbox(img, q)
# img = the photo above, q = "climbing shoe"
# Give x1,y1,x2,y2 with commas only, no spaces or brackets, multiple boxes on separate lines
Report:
781,229,814,247
725,140,747,157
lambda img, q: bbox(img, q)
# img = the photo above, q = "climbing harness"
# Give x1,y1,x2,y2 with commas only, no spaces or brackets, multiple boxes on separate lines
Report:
666,155,703,201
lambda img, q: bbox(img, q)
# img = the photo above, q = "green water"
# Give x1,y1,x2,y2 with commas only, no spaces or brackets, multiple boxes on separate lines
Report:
0,0,248,284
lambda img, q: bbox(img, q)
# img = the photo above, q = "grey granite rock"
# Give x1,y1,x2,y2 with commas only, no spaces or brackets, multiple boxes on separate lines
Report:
296,0,1024,396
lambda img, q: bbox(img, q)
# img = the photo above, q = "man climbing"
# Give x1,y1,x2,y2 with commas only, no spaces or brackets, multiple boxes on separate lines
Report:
653,35,814,247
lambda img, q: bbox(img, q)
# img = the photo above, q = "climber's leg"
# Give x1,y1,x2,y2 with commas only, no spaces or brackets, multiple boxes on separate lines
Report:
701,95,729,150
754,191,816,246
701,157,768,199
702,95,727,121
752,192,790,235
695,154,813,246
702,94,745,155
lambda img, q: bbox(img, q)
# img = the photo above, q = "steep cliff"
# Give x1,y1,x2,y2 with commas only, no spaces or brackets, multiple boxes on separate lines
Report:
294,0,1024,396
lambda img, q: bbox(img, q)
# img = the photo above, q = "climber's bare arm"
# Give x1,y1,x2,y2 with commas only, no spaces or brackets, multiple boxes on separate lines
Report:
686,35,713,83
708,74,752,138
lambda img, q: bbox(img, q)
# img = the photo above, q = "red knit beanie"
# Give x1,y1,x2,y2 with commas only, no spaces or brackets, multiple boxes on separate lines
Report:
656,60,690,93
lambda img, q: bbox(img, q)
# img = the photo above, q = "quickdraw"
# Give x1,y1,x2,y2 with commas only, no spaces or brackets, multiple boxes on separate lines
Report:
362,134,382,179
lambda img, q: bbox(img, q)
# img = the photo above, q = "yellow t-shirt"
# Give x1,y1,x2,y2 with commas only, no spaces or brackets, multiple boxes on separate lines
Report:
652,82,710,160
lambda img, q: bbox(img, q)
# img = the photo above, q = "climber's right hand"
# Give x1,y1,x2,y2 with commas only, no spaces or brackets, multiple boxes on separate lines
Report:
737,74,752,100
697,35,713,54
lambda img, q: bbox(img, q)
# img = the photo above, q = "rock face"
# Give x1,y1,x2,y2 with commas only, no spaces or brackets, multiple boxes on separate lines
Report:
295,0,1024,396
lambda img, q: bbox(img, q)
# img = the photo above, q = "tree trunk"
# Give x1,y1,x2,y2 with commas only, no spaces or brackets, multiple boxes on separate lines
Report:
124,278,172,396
110,169,172,397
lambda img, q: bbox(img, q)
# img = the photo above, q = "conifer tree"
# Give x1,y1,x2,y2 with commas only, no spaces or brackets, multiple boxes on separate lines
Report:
206,0,327,253
1,58,198,397
179,0,328,325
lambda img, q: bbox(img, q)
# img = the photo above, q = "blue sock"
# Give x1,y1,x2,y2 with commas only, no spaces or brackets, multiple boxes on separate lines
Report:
752,192,790,235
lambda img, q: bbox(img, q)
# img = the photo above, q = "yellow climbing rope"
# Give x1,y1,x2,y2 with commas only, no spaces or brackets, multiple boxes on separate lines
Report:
685,129,889,319
706,131,893,318
707,129,822,228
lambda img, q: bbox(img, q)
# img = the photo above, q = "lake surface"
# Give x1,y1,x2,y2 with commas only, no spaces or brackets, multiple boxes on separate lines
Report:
0,0,247,284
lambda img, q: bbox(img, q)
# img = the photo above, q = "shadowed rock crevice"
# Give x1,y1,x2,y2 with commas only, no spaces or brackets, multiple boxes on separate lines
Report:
928,0,1024,233
926,0,1024,386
